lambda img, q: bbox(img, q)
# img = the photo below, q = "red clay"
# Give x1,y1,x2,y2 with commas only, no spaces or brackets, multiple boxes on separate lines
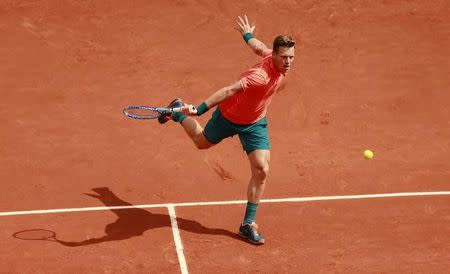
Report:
1,0,449,273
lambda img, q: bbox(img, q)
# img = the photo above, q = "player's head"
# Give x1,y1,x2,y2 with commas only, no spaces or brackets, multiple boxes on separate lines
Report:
272,35,295,73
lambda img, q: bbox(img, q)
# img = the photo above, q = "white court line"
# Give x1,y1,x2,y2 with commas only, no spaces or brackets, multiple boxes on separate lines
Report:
2,191,450,274
1,191,450,217
168,205,188,274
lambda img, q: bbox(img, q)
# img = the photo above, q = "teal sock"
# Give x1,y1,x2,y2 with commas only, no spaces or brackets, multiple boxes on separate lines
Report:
243,202,258,224
172,112,187,123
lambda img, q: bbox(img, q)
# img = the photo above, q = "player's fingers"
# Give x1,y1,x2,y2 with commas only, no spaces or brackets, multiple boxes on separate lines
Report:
180,106,189,114
233,26,243,33
244,15,250,25
251,25,256,33
189,105,198,115
236,21,244,30
180,104,197,115
182,105,196,115
238,16,245,26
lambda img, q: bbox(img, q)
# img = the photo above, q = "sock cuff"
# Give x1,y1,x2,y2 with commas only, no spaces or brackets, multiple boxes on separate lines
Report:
247,202,258,208
172,112,187,123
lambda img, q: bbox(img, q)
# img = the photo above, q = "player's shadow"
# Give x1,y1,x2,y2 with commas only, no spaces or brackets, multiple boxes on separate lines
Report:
53,187,242,247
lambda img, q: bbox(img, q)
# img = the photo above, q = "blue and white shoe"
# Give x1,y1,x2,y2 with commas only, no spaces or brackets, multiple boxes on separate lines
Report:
158,98,184,124
239,222,265,245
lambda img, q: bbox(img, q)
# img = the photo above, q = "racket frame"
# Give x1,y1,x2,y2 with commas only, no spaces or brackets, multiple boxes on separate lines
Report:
122,105,196,120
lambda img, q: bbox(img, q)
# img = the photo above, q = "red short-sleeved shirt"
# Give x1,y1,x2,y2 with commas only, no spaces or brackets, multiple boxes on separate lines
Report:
219,49,286,125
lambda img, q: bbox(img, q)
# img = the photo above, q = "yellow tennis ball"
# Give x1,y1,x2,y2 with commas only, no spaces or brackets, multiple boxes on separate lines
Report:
363,149,374,159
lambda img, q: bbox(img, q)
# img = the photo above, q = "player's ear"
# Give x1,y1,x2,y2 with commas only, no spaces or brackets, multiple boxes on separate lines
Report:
272,49,278,57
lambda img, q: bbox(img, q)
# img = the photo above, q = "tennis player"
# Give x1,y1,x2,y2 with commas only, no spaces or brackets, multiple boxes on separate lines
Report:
160,15,295,245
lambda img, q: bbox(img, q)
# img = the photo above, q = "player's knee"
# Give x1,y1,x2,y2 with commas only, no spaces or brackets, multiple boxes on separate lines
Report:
193,135,213,150
252,164,270,180
195,142,209,150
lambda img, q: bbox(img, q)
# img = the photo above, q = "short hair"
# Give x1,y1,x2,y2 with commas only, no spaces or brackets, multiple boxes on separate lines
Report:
273,35,295,53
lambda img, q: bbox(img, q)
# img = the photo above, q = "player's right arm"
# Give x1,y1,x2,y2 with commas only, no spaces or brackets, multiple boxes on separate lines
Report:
182,81,243,116
234,15,269,57
183,68,268,116
202,81,242,110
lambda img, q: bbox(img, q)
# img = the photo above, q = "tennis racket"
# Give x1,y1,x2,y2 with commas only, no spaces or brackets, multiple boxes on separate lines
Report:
123,105,197,120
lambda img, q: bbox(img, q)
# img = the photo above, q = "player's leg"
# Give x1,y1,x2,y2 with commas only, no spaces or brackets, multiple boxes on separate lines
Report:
244,149,270,225
246,149,270,204
173,107,236,150
178,116,215,150
239,149,270,245
158,98,212,149
237,118,270,245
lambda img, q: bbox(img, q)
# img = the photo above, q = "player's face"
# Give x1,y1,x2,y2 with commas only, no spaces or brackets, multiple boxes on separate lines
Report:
272,46,295,73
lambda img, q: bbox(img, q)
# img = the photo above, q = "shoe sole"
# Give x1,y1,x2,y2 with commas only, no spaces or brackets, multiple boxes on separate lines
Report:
238,232,265,245
158,115,171,124
158,99,184,124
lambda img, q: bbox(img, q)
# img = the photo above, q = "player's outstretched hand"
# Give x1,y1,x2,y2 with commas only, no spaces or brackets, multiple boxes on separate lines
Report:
234,15,255,35
181,104,198,116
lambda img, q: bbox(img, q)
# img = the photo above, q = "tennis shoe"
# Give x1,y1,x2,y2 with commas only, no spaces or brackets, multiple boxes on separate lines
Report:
239,222,265,245
158,98,184,124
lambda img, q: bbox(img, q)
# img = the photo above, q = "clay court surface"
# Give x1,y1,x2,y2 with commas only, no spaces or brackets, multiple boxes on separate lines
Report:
1,0,450,273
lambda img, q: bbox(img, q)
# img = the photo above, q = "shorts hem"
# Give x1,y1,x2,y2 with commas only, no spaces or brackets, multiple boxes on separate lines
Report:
244,147,271,154
202,131,220,145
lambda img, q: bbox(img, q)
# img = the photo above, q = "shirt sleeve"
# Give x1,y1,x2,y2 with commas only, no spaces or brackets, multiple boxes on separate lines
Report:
239,69,269,91
262,49,273,57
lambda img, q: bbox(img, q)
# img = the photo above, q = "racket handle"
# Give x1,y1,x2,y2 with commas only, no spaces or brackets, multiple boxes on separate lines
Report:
172,105,197,115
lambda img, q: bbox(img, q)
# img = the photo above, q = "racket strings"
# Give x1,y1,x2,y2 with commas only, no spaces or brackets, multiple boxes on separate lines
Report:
124,107,161,119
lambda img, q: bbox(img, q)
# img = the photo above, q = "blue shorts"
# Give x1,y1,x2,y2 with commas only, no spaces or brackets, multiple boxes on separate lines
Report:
203,107,270,154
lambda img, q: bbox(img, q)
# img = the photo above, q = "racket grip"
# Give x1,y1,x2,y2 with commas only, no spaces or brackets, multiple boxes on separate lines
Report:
172,105,197,115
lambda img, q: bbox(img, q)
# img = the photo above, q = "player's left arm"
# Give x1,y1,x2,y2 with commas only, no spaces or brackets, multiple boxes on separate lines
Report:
234,15,269,57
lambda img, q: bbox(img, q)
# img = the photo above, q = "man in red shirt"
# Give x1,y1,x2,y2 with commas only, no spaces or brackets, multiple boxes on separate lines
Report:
160,15,295,245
